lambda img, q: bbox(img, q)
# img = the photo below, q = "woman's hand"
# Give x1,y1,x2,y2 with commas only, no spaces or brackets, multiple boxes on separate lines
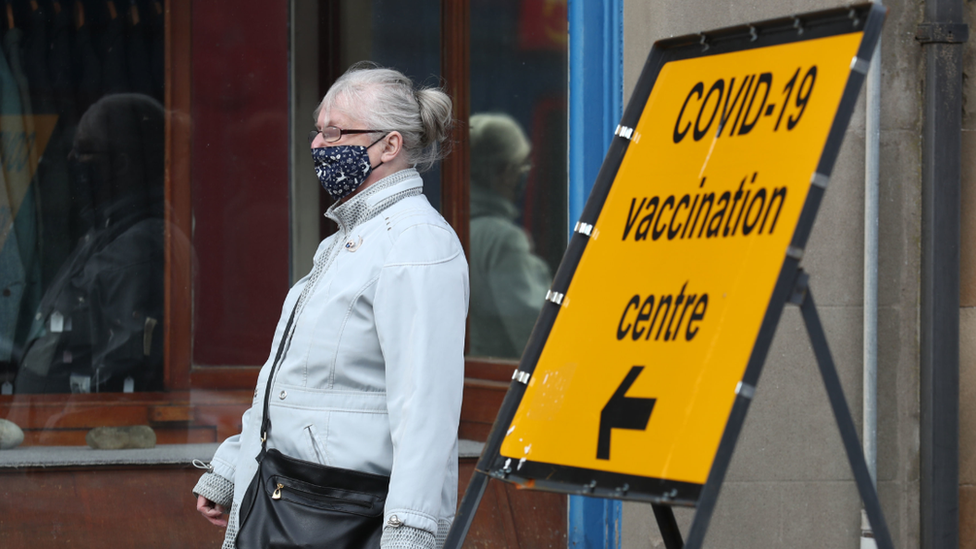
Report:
196,495,228,527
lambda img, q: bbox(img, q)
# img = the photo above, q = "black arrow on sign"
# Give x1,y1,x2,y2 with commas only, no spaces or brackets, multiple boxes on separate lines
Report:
597,366,656,460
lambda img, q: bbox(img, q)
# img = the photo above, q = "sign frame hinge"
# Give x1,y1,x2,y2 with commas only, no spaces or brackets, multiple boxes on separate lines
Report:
810,172,829,189
511,370,531,384
735,381,756,399
574,221,594,236
850,55,871,75
614,125,635,140
545,290,565,305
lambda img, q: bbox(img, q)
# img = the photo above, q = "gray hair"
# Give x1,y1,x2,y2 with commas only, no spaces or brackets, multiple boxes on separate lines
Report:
316,62,453,172
469,113,530,189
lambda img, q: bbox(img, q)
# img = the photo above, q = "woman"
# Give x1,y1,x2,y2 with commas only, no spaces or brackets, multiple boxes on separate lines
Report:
193,63,468,549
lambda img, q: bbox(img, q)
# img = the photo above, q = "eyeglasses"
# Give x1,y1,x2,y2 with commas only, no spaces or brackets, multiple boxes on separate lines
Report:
308,127,392,145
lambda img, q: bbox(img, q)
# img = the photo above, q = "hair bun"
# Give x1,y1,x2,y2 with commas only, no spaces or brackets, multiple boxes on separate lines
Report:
415,88,454,150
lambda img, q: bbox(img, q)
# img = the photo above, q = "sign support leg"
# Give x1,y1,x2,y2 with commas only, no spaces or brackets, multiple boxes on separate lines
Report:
681,389,755,549
651,504,684,549
443,469,490,549
796,281,895,549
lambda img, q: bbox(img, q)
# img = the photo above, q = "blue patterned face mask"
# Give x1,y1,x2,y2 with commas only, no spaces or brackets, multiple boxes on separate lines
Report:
311,134,387,200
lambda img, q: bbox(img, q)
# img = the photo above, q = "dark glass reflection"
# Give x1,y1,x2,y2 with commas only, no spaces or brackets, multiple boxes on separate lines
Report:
0,0,167,394
15,93,165,393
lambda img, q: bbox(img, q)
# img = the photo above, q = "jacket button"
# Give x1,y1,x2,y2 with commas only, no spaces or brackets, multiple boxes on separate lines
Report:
279,390,287,400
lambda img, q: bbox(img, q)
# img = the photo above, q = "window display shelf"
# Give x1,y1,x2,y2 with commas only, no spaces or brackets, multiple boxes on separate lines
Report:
0,442,219,468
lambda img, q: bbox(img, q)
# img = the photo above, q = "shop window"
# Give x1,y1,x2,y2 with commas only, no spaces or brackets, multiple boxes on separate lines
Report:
467,0,567,360
1,0,167,395
0,0,567,454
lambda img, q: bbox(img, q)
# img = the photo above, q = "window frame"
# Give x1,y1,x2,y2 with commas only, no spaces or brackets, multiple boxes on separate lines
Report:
0,0,529,452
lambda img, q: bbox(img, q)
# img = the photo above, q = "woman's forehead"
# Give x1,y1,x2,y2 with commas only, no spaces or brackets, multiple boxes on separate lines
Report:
321,109,362,128
318,94,362,127
319,107,347,126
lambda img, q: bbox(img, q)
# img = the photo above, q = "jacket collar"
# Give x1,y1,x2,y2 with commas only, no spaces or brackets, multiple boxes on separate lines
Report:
326,168,423,231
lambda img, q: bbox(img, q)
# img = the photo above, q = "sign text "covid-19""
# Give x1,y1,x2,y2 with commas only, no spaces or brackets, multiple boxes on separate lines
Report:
673,66,818,144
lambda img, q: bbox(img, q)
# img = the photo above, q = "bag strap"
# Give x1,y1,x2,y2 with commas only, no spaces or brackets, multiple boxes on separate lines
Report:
257,301,299,459
255,235,333,459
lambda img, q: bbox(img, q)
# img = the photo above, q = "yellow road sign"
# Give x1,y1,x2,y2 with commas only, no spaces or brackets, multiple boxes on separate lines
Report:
498,32,864,487
446,9,887,549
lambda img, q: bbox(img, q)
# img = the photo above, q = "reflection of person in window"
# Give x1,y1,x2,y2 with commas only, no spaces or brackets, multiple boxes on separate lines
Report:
469,113,552,359
15,94,165,393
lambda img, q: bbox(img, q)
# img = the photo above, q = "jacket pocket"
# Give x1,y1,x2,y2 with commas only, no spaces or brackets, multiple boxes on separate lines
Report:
304,421,330,466
323,411,393,474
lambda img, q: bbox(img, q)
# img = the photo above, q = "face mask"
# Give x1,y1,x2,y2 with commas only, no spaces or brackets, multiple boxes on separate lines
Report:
311,135,387,201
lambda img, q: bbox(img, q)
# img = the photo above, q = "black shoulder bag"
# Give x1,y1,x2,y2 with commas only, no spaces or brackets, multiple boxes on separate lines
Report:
236,306,390,549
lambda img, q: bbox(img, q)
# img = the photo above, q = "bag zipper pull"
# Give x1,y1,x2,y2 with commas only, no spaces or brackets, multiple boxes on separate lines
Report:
272,483,283,500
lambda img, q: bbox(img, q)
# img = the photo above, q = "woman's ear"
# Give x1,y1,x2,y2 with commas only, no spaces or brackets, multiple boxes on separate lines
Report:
379,131,403,162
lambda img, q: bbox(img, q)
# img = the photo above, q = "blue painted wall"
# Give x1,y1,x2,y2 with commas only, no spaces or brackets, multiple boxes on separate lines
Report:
567,0,624,547
568,0,623,225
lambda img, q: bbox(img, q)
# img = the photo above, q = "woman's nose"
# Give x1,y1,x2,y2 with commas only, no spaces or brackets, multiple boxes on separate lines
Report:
310,132,327,149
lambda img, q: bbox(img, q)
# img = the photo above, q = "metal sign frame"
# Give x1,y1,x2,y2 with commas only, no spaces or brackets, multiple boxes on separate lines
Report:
445,4,888,549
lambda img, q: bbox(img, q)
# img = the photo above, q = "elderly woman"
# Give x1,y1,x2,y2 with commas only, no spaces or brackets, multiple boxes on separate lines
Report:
193,64,468,549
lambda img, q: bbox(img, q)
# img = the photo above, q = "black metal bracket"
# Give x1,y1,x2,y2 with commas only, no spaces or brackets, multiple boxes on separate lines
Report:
915,22,969,44
443,470,489,549
793,271,895,549
652,503,685,549
789,270,810,305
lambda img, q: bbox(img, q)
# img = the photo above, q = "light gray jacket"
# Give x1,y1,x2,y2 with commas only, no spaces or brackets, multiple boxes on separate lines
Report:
195,169,469,549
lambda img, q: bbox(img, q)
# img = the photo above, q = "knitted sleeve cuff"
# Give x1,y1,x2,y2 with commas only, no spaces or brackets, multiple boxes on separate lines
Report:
380,525,436,549
192,471,234,509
